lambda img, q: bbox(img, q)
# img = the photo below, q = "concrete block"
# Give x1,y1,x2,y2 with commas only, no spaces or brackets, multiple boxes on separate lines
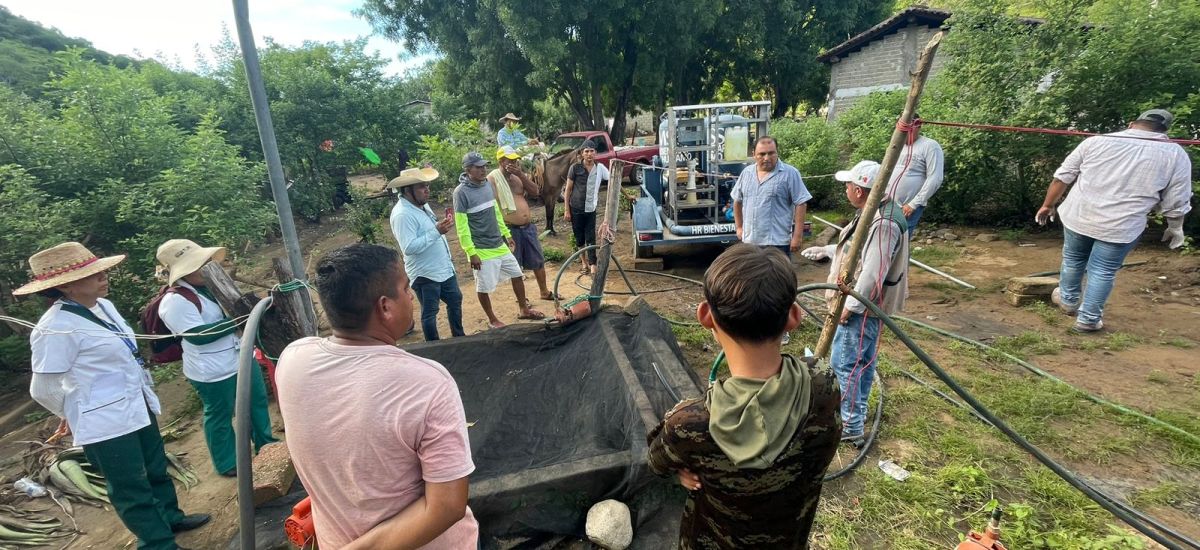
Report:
1006,276,1058,296
633,257,664,271
252,442,296,506
1005,291,1045,307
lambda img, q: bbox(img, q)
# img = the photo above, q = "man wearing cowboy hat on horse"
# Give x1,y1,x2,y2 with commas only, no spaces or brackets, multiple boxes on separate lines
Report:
156,239,278,477
389,167,466,341
497,113,532,148
19,242,210,550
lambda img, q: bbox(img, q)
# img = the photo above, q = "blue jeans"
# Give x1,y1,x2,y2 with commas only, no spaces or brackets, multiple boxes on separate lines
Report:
905,205,925,236
411,275,465,341
830,313,882,436
1058,227,1137,325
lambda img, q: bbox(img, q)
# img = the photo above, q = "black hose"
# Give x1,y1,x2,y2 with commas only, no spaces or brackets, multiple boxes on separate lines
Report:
795,282,1193,550
570,261,1194,547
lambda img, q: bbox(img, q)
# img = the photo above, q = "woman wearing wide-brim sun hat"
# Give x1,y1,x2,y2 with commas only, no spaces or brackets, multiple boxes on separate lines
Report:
154,239,277,478
16,242,210,550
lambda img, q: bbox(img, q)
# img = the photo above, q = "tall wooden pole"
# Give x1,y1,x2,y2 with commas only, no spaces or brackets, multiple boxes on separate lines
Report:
813,32,944,359
589,160,626,308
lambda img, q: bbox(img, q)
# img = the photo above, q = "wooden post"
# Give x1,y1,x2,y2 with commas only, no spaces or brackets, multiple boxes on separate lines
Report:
198,258,317,359
589,160,626,308
813,32,944,360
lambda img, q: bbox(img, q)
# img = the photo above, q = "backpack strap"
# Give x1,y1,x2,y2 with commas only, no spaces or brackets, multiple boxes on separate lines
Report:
169,286,203,313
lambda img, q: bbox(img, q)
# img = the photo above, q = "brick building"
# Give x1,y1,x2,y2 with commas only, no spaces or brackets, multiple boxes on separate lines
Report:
818,7,951,120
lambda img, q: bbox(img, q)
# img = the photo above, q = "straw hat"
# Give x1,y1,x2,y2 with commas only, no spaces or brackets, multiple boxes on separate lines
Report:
12,242,127,296
499,113,521,123
156,239,227,286
387,167,440,189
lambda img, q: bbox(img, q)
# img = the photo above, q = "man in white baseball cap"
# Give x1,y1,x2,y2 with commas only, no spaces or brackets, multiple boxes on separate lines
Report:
801,160,910,446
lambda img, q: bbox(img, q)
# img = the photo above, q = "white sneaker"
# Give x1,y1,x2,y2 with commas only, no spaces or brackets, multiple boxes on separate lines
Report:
1051,288,1078,316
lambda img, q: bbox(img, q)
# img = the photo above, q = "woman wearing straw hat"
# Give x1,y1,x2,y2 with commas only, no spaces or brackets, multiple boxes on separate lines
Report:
155,239,277,477
18,242,210,550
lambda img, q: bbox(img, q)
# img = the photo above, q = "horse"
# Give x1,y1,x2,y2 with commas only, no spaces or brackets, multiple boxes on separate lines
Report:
533,149,580,235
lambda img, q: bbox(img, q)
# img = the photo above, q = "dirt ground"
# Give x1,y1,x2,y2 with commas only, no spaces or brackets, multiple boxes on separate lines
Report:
2,174,1198,548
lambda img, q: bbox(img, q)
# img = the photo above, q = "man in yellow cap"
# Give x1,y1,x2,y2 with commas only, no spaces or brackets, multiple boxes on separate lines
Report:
489,146,555,300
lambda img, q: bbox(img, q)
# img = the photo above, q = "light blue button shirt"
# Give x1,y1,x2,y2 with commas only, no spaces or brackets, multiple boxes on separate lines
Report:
731,160,812,246
390,198,456,283
497,127,528,148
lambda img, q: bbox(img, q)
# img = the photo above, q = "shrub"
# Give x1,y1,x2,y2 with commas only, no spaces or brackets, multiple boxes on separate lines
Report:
346,187,393,244
772,117,844,209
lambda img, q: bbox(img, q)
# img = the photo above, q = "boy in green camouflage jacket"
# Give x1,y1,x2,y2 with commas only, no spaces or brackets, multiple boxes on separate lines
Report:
647,244,842,549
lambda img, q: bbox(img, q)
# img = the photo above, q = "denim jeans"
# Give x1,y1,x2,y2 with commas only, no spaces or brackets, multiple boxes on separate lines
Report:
830,313,882,436
905,205,925,236
1058,227,1138,325
411,275,465,341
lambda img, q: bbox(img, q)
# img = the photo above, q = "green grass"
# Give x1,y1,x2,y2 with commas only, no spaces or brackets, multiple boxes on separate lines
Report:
910,244,962,265
1071,332,1143,352
542,245,567,263
1024,301,1063,326
1160,337,1196,349
991,331,1063,359
1131,482,1194,508
808,330,1200,548
151,362,183,385
999,228,1027,242
23,410,51,424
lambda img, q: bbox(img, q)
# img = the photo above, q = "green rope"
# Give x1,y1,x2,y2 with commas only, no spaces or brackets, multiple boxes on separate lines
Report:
251,279,312,363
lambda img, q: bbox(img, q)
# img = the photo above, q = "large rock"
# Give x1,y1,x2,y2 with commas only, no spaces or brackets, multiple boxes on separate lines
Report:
1005,291,1044,307
1006,276,1059,296
252,442,296,506
976,233,999,242
586,499,633,550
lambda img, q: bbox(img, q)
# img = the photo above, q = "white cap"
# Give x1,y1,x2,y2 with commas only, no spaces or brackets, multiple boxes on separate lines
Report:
835,160,882,189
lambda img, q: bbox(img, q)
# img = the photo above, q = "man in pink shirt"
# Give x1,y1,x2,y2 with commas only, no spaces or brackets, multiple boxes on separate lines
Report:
276,244,477,549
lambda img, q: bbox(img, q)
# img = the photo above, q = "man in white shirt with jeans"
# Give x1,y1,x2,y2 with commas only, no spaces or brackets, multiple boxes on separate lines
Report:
1036,109,1193,332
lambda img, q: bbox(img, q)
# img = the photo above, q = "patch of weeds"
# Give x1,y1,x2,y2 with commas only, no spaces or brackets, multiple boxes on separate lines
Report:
670,323,712,348
1073,332,1143,352
24,410,51,424
1160,337,1195,349
1024,301,1062,326
991,331,1063,359
999,228,1027,242
910,244,961,265
1131,482,1192,508
1145,370,1170,385
542,245,567,263
151,362,183,385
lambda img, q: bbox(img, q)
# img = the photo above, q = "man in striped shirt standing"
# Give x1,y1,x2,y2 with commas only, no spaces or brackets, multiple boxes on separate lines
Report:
454,152,545,329
1036,109,1193,333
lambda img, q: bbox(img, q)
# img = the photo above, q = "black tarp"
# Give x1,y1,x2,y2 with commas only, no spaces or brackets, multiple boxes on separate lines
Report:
234,302,702,549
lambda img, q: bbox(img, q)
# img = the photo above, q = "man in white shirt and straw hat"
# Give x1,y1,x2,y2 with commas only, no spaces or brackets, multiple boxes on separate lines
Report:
156,239,278,477
18,242,210,550
389,167,466,341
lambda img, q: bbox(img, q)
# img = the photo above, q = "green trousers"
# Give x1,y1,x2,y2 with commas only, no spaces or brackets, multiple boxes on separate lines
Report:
83,412,184,550
189,365,278,475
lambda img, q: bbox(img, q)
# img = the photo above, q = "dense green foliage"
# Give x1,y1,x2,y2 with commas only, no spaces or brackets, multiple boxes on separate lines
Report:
360,0,892,140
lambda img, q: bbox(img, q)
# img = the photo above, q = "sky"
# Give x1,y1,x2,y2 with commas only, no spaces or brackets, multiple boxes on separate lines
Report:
3,0,431,76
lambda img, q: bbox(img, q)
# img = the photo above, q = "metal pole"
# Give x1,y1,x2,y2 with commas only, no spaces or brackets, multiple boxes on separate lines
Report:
811,215,976,290
236,296,273,550
231,0,316,335
813,32,944,359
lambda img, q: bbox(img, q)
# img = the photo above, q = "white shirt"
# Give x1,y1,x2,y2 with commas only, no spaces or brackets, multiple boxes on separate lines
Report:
158,281,239,383
886,136,944,207
29,298,162,446
1054,129,1193,244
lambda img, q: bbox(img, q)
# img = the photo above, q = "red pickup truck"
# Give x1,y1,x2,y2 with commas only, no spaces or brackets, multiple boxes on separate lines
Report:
548,130,658,184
